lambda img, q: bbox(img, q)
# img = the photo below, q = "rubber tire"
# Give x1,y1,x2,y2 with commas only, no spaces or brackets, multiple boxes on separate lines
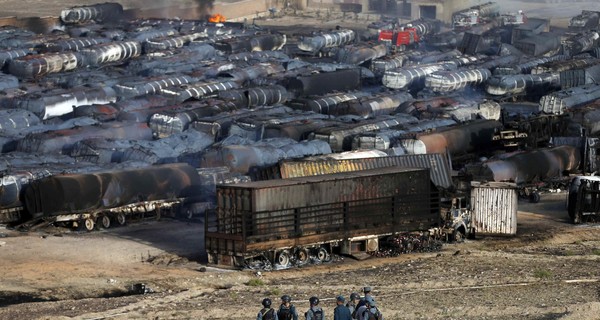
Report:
100,215,111,229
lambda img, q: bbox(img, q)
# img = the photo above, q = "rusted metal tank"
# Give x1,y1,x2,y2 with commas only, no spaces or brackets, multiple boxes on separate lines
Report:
540,84,600,114
310,114,419,152
80,41,142,66
416,120,502,155
481,145,580,184
382,62,457,90
17,122,153,154
24,163,201,216
425,68,491,93
8,52,83,78
298,29,356,53
60,2,123,24
470,181,518,235
287,69,361,97
201,139,332,174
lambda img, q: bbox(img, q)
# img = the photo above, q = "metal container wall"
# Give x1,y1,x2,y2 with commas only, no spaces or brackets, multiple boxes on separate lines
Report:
562,31,600,56
470,181,518,235
481,145,580,184
60,2,123,24
24,163,202,216
298,29,356,52
259,153,453,190
540,84,600,114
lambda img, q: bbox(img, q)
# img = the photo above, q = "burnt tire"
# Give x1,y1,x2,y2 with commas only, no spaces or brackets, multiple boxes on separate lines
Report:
83,218,95,231
276,250,291,267
529,192,540,203
99,215,111,229
295,248,310,264
117,213,126,226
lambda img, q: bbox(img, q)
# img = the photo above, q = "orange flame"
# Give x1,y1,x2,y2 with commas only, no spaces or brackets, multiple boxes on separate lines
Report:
208,13,226,23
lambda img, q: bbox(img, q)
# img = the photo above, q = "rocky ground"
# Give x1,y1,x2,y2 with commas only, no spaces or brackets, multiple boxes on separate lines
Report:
1,193,600,320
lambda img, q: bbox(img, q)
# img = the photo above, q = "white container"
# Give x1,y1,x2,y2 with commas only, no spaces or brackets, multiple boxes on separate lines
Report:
470,181,518,235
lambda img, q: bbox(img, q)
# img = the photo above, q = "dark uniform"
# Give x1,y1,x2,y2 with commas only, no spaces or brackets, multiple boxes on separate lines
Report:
258,298,279,320
334,295,352,320
278,295,299,320
305,296,325,320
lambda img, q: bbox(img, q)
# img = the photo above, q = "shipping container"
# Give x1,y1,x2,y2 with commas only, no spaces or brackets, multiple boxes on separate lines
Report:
470,181,518,235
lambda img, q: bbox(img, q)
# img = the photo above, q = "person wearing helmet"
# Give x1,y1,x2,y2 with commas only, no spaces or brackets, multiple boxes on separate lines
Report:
346,292,360,319
278,294,299,320
334,295,352,320
257,298,279,320
358,296,383,320
305,296,325,320
354,286,373,313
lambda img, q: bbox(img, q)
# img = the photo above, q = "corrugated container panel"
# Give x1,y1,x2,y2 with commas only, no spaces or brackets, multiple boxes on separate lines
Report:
256,153,453,190
470,181,518,235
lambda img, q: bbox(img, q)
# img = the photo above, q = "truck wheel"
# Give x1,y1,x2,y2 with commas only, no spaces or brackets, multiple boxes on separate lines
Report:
316,247,329,262
117,213,126,226
529,192,540,203
453,230,464,243
295,248,309,264
276,250,291,267
100,215,111,229
84,218,95,231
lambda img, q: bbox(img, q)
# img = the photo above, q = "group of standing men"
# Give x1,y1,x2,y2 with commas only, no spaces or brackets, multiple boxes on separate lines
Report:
257,287,383,320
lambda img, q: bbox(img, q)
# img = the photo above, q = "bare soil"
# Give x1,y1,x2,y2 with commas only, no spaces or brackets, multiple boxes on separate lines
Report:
1,193,600,320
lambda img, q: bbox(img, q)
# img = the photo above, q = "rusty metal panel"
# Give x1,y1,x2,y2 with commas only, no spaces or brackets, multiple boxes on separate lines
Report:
270,153,453,190
470,181,518,235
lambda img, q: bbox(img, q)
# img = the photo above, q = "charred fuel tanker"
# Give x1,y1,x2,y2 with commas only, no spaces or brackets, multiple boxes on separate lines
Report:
24,163,202,230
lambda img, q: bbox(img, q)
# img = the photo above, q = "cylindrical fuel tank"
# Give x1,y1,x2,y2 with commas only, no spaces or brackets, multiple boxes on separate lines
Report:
481,145,580,184
417,120,501,155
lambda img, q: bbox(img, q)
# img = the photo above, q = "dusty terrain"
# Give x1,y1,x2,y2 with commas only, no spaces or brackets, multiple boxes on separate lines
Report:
1,193,600,320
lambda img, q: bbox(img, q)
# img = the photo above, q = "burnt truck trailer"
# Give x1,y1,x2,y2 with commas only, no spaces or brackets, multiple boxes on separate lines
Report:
24,163,202,230
206,166,464,269
568,176,600,224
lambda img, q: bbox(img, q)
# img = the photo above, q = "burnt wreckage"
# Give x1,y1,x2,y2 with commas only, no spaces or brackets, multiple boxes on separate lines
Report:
0,2,599,267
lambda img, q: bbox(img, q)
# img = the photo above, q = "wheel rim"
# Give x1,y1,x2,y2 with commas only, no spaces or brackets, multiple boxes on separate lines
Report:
277,251,290,266
296,248,309,263
117,213,126,225
317,248,328,261
101,216,111,229
84,218,95,231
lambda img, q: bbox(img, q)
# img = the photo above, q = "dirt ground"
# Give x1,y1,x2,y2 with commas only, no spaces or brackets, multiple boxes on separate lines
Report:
1,193,600,320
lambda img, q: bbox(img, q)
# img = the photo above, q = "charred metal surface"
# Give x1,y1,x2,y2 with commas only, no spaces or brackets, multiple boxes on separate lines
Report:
479,145,580,184
25,163,201,216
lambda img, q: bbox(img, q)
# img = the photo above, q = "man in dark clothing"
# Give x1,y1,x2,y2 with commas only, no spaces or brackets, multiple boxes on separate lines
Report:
305,296,325,320
278,295,299,320
333,295,352,320
257,298,279,320
355,286,373,311
347,292,360,319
